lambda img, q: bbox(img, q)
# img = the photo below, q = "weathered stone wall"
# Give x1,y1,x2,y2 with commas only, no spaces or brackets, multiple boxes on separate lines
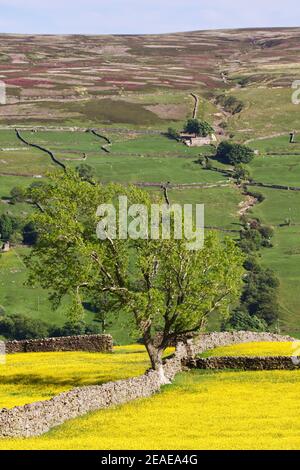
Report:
5,334,113,354
186,356,300,370
189,331,295,357
0,331,296,438
0,342,185,438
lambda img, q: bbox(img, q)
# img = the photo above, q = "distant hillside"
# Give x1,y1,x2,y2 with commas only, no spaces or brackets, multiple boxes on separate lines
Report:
0,28,299,134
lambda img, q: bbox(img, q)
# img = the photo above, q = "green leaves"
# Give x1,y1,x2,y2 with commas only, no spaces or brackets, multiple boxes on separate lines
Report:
26,170,245,362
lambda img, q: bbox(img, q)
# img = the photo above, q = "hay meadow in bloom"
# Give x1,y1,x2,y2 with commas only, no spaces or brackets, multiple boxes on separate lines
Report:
201,341,296,358
0,342,300,450
0,345,173,409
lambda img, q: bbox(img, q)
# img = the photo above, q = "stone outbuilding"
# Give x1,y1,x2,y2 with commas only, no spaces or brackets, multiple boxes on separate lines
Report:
180,132,217,147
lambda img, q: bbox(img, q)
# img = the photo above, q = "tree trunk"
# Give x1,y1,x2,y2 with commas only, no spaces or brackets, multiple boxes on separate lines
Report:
144,341,170,385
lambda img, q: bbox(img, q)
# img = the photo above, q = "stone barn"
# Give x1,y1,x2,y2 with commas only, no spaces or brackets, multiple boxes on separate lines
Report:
180,132,217,147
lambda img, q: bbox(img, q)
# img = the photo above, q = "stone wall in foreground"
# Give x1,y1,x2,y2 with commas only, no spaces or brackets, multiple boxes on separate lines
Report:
5,334,113,354
0,331,296,438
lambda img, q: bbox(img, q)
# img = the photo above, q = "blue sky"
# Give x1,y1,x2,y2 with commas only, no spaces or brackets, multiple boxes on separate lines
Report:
0,0,299,35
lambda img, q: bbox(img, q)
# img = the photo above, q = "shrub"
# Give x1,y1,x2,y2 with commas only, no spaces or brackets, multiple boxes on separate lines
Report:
233,164,250,182
246,190,265,203
76,164,94,182
184,119,214,137
222,307,268,332
0,214,13,241
10,186,26,204
216,95,244,115
0,214,22,242
166,127,180,140
216,141,254,165
259,225,274,240
49,320,101,337
0,314,49,340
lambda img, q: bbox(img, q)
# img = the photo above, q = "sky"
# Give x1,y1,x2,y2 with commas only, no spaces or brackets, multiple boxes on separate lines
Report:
0,0,299,35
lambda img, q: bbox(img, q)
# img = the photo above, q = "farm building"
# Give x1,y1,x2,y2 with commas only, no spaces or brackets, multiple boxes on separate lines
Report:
180,132,217,147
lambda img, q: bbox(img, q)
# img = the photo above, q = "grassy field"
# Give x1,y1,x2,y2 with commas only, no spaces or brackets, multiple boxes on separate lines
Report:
0,344,175,409
0,248,70,325
227,88,300,140
168,187,241,229
259,228,300,333
248,155,300,186
249,135,300,153
1,129,300,337
0,342,299,450
201,341,296,357
71,154,222,184
248,182,300,332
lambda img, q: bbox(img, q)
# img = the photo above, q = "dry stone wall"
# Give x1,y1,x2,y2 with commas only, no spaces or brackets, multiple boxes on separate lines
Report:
0,331,296,438
186,356,300,370
189,331,295,356
5,334,113,354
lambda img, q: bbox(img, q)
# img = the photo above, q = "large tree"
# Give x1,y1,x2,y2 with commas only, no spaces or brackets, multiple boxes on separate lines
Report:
216,141,254,165
26,171,244,382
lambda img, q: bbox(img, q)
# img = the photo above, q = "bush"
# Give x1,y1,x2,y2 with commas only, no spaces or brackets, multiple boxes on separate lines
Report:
10,186,26,204
166,127,180,141
184,119,214,137
233,164,250,182
76,164,94,182
259,225,274,240
241,268,280,326
0,214,13,241
49,320,101,337
0,314,49,340
222,307,268,332
0,214,22,242
216,141,254,165
246,190,265,203
236,221,280,327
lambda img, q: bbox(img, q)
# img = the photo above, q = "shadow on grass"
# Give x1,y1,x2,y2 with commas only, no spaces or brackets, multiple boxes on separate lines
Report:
0,374,127,388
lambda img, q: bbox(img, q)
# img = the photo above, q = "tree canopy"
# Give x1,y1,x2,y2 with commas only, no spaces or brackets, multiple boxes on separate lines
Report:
26,170,244,381
216,141,254,165
184,119,214,137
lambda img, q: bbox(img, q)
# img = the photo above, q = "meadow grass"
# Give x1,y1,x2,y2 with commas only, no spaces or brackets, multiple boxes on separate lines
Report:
248,154,300,186
0,175,35,199
20,130,101,154
227,87,300,139
250,188,300,225
1,363,300,448
169,186,241,229
0,248,72,325
250,187,300,332
249,135,299,153
0,344,173,409
0,130,25,148
0,149,55,175
201,341,296,358
110,134,214,156
68,154,221,184
259,228,300,333
0,342,299,450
